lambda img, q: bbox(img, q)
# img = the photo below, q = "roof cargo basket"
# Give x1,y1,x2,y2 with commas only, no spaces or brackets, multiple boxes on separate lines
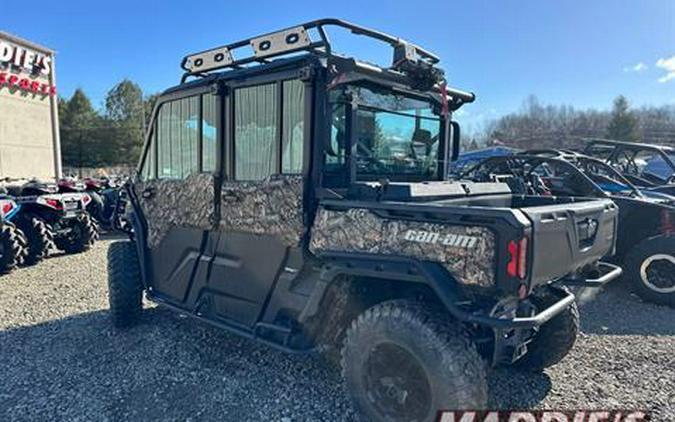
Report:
180,18,440,79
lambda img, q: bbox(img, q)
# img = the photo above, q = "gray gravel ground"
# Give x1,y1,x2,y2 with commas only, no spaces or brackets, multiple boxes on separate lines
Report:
1,237,674,421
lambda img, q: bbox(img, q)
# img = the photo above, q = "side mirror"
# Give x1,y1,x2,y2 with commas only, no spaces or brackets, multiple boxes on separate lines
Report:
450,121,461,162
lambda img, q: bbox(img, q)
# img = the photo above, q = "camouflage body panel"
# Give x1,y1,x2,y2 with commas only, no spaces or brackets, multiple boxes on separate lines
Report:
219,175,304,247
135,173,215,249
310,207,496,287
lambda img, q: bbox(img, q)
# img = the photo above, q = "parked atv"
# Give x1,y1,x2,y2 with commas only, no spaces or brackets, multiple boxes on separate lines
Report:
459,151,675,307
5,180,98,262
57,177,105,230
108,20,622,421
0,197,27,273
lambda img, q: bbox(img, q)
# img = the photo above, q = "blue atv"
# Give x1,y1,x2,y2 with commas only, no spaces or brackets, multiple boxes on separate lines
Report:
2,180,98,264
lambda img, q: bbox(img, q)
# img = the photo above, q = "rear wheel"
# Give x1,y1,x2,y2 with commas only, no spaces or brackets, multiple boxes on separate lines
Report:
341,300,487,422
56,213,97,254
0,223,23,273
108,240,143,328
516,288,579,371
625,235,675,307
17,216,53,265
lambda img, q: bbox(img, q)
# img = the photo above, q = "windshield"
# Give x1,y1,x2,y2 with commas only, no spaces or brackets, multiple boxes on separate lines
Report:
327,84,442,182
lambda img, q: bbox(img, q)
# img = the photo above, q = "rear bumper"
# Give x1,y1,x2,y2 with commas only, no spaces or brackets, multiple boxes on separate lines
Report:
559,262,623,288
456,262,622,330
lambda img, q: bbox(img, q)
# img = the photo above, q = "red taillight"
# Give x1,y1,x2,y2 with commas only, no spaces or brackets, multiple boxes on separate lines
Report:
507,237,528,279
81,194,92,206
1,201,14,216
507,240,518,277
45,198,63,210
517,237,528,279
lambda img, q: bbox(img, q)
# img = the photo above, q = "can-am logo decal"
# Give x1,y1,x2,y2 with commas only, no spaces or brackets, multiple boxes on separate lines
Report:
403,229,479,248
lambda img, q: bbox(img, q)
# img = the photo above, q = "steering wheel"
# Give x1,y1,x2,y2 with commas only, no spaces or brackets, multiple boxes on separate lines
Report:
356,141,387,172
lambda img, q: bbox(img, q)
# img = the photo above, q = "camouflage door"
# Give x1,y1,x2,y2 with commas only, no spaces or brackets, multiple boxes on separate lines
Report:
135,90,220,304
206,78,307,327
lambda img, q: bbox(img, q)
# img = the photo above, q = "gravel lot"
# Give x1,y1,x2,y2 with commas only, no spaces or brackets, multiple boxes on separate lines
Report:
1,237,674,421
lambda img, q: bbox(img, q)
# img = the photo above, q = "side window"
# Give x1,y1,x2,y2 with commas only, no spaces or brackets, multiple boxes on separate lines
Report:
235,84,278,180
282,79,305,173
202,94,219,173
233,79,307,181
157,96,200,179
140,132,156,180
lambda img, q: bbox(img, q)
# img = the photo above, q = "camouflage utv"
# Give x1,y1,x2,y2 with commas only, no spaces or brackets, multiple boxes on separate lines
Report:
109,19,622,421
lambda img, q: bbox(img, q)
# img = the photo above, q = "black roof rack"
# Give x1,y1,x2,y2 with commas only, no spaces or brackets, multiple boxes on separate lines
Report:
180,18,440,80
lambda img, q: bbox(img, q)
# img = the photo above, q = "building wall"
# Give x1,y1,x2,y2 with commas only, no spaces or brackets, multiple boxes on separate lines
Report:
0,33,59,180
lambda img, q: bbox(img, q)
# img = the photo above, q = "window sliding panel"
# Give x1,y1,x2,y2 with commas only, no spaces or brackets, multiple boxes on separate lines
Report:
234,84,278,181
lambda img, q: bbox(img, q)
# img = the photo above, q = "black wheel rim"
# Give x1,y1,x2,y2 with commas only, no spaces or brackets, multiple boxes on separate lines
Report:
362,342,432,421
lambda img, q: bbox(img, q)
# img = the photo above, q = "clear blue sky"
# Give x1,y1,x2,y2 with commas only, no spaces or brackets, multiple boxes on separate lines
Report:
2,0,673,133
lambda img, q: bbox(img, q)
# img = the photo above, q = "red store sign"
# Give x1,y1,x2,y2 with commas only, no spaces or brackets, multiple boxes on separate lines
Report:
0,72,56,97
0,39,56,97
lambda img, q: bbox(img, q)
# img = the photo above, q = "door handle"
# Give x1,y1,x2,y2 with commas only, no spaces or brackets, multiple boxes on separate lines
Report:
142,187,155,199
221,189,240,203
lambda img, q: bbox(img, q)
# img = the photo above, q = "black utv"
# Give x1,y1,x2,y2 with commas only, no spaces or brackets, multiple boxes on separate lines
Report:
108,20,622,421
459,151,675,307
3,180,98,263
584,139,675,196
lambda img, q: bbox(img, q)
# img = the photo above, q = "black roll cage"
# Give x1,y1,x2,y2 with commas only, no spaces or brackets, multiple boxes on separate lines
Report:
180,19,440,78
458,155,609,198
584,139,675,175
138,54,464,191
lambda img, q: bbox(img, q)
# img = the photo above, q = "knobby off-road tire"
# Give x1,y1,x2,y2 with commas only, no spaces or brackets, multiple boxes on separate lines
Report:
57,213,97,254
0,223,23,273
342,300,487,422
17,216,54,265
624,235,675,307
516,288,579,371
14,226,28,266
108,240,143,328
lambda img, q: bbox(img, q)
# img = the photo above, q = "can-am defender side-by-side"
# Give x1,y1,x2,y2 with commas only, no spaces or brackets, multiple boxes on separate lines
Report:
458,151,675,307
2,180,98,262
108,20,622,420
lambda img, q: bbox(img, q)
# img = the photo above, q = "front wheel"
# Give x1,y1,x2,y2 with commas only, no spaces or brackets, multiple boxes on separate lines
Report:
624,235,675,307
108,240,143,328
341,300,487,422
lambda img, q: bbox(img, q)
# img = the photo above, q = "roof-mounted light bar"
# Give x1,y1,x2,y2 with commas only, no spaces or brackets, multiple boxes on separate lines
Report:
250,26,311,59
184,46,234,73
180,18,440,78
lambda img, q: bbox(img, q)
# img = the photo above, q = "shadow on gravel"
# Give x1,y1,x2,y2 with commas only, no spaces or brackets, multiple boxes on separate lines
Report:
0,307,357,422
99,232,128,241
576,278,675,336
0,303,558,420
42,232,125,261
488,369,552,409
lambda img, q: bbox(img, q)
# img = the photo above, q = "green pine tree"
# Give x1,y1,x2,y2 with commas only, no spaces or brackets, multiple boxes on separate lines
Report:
606,95,640,142
104,79,146,165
